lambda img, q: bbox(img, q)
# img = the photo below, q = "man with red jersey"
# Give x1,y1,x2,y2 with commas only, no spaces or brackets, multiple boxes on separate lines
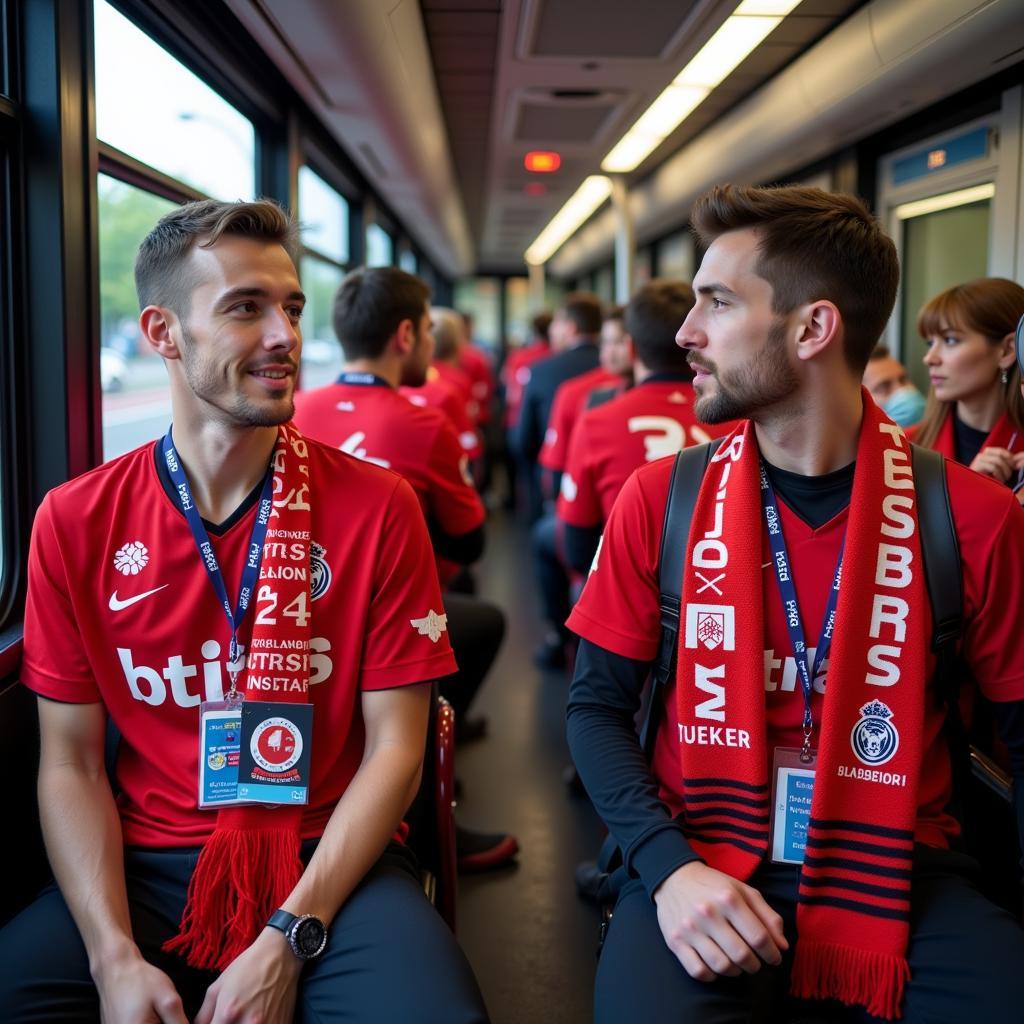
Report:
559,280,728,575
538,306,632,481
503,312,552,433
293,266,517,872
0,201,488,1022
530,305,632,667
567,185,1024,1023
513,293,603,525
502,312,552,514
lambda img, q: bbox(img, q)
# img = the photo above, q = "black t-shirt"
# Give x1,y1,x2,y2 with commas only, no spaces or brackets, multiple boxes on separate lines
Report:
954,415,990,467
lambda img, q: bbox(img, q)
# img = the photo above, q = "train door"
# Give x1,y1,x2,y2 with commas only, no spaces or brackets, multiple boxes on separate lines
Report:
878,87,1023,393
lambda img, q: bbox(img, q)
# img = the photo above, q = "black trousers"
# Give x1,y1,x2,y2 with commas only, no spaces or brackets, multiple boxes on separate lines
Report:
0,842,489,1023
596,846,1024,1024
441,592,506,724
531,512,570,640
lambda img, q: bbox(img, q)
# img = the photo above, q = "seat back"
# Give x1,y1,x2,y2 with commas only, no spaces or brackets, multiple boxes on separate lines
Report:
404,688,458,931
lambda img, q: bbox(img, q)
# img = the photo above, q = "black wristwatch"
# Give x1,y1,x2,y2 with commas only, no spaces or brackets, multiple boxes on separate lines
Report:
266,909,328,961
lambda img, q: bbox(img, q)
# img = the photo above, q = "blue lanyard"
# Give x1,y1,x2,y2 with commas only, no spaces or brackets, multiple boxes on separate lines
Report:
759,461,844,762
162,429,275,701
336,372,390,388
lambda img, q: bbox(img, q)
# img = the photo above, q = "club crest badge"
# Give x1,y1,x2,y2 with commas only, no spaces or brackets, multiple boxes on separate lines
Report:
851,700,899,766
310,541,332,601
684,604,735,652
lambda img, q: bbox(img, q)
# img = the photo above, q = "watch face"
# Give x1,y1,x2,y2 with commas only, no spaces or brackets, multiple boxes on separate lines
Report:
291,916,327,959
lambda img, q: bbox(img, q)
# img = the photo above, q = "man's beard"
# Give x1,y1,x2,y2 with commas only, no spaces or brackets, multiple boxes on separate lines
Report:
691,318,798,424
180,323,295,427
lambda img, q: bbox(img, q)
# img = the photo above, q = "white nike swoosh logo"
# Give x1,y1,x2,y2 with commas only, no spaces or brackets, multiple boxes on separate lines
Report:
108,585,168,611
762,561,771,569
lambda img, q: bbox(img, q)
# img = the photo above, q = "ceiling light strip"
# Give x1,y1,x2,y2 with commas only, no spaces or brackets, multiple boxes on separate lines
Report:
525,176,612,266
601,0,799,174
894,183,995,220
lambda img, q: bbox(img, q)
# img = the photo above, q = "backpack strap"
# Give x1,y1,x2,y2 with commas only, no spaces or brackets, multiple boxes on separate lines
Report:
641,440,722,756
910,444,963,666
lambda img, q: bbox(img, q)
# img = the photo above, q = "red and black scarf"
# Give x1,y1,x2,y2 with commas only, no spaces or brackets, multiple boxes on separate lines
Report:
677,396,926,1020
165,423,312,971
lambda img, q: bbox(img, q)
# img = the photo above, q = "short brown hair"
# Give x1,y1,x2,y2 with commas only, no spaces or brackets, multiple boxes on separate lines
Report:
913,278,1024,449
625,279,695,375
332,266,430,359
134,198,298,316
531,311,553,341
559,292,603,335
691,185,899,372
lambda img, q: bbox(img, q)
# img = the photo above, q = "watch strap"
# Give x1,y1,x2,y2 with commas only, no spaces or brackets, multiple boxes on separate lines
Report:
267,908,298,933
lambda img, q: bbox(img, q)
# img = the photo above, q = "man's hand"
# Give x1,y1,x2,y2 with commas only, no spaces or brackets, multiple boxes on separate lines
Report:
93,947,187,1024
653,861,788,982
194,929,303,1024
969,446,1020,483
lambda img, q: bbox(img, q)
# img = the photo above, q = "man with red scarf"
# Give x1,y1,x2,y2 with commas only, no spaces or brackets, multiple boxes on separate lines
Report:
0,200,488,1022
567,184,1024,1023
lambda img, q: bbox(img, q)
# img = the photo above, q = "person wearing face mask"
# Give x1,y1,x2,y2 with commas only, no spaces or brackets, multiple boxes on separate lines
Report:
912,278,1024,485
862,344,926,426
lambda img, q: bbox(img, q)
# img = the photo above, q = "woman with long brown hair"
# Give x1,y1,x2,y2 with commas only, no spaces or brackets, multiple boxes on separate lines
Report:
913,277,1024,484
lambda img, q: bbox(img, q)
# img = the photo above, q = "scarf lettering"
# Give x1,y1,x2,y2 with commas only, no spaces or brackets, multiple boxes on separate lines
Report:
867,427,916,687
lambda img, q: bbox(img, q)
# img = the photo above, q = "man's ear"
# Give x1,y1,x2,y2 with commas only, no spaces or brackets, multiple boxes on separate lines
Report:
140,306,182,361
794,300,842,363
392,318,415,357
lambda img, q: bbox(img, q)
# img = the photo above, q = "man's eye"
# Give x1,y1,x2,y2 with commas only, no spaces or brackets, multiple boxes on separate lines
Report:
233,301,258,314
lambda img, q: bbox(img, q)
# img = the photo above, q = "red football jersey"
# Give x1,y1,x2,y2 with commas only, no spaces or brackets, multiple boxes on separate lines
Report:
502,341,550,428
538,367,622,472
401,373,482,461
22,437,457,847
558,379,733,528
568,455,1024,848
293,381,484,539
433,360,479,425
459,344,495,425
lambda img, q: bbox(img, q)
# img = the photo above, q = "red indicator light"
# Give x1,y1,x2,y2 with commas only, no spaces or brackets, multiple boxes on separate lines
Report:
525,151,561,173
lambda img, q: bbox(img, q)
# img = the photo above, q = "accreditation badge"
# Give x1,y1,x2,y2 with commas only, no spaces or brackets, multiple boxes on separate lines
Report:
769,747,816,865
236,701,314,806
198,701,243,808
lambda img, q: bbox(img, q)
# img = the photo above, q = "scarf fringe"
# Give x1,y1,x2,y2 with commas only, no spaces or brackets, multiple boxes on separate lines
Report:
791,939,910,1021
163,826,303,971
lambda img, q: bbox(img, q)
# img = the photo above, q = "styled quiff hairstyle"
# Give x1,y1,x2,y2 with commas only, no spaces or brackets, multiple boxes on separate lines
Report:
625,279,695,375
912,277,1024,449
134,198,298,316
332,266,431,360
691,185,899,372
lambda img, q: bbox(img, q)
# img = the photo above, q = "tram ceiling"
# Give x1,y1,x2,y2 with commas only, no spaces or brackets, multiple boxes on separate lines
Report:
223,0,860,278
427,0,862,273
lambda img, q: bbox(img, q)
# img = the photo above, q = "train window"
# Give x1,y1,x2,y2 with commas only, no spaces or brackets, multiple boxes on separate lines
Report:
298,254,344,390
592,265,614,304
98,174,176,463
505,277,531,348
657,231,695,282
634,248,653,287
365,223,394,267
298,167,349,266
94,1,255,202
398,247,418,275
898,191,992,394
455,278,500,351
